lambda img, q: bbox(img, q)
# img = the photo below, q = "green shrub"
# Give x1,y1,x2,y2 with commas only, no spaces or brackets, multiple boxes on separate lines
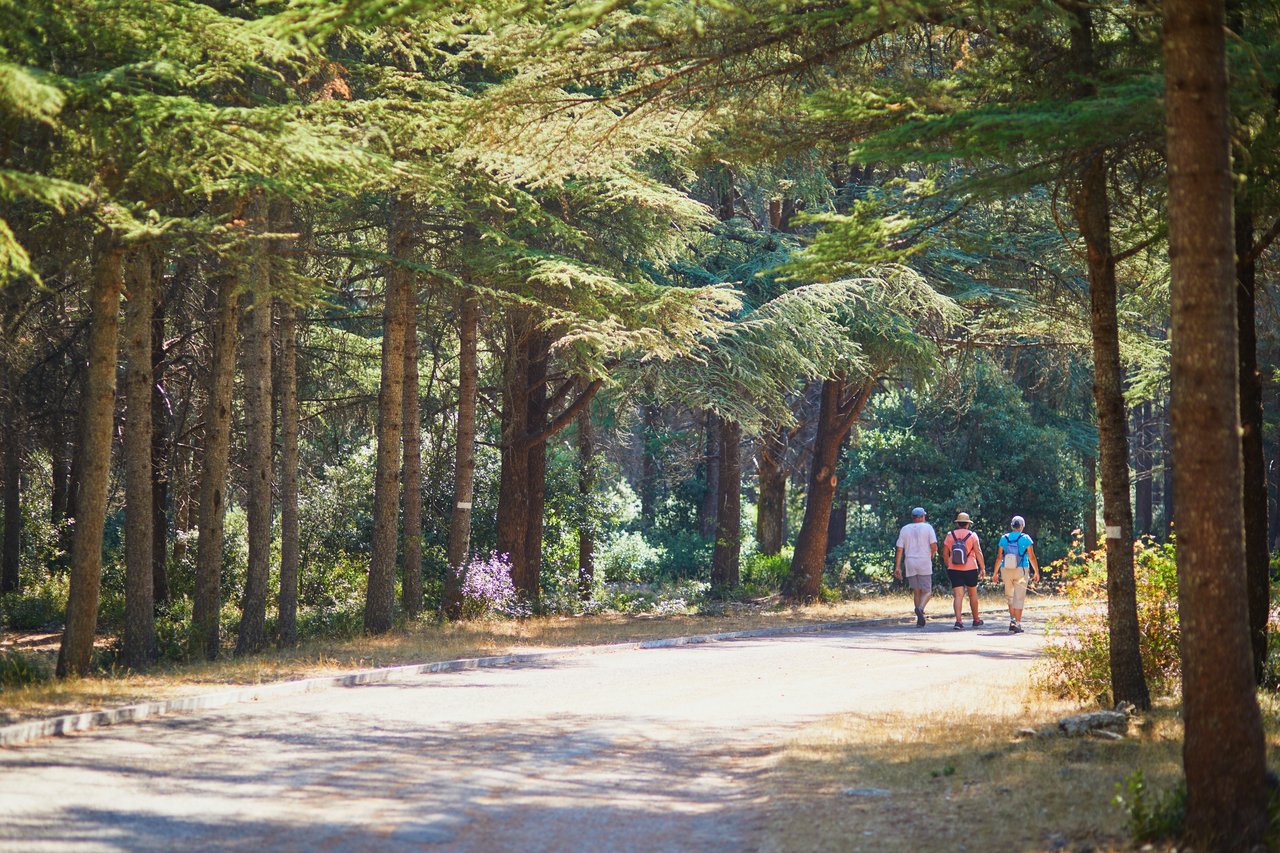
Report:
1114,770,1186,844
1038,534,1181,703
0,573,69,630
0,650,50,688
599,531,666,584
741,549,791,596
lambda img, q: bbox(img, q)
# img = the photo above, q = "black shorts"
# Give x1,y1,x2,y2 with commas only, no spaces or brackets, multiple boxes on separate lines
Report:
947,568,979,589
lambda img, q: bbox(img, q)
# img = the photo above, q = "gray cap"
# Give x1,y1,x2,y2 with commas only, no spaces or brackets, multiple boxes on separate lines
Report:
1011,515,1025,529
912,507,927,518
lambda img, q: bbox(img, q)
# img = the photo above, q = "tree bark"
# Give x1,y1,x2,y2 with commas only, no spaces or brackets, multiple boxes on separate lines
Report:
710,418,742,589
639,404,660,530
1164,0,1268,843
1237,197,1269,685
57,237,124,678
826,431,851,554
235,213,274,657
444,290,478,618
1083,453,1098,552
150,272,170,606
787,377,874,601
277,303,301,647
121,248,156,668
1133,402,1154,537
577,389,596,601
364,195,412,635
698,410,720,539
193,264,240,661
1069,7,1150,711
1,379,19,594
401,279,423,618
496,316,532,599
523,328,551,602
756,425,786,556
50,425,69,527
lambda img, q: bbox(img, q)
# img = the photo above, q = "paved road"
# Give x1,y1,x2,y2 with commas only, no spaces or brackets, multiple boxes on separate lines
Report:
0,612,1044,852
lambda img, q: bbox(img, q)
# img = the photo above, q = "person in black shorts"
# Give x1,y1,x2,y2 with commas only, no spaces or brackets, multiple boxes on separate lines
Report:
943,512,987,630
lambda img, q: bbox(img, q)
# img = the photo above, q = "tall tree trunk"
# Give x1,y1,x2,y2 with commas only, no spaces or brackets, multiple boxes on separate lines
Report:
277,303,301,647
121,248,156,668
1,404,19,594
1162,412,1175,541
193,265,240,661
523,329,551,603
1069,7,1149,710
444,290,478,618
150,272,170,606
1133,402,1154,537
496,317,532,600
1237,197,1269,685
639,404,659,530
1083,453,1099,552
577,390,596,601
698,409,720,539
401,281,423,618
235,218,273,657
711,419,742,589
1164,0,1268,843
57,237,124,678
756,426,786,556
787,377,874,601
50,426,69,526
826,431,851,554
364,195,412,635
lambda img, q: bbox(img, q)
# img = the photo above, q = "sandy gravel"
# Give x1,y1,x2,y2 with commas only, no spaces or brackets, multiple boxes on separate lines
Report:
0,608,1046,852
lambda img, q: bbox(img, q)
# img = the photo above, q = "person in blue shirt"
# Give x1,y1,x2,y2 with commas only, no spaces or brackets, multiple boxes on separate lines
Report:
991,515,1039,633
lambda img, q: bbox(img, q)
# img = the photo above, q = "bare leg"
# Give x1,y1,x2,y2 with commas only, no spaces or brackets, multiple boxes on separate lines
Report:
967,586,981,621
952,587,965,622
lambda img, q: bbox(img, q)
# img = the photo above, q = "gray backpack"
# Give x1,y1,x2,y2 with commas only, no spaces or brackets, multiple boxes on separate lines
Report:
951,530,971,566
1002,532,1026,569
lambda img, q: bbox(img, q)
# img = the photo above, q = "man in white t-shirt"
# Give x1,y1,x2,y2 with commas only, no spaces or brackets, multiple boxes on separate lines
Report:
894,506,938,627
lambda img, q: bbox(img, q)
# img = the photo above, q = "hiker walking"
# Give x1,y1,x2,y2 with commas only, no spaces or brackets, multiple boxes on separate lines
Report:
894,506,938,627
992,515,1039,633
943,511,986,630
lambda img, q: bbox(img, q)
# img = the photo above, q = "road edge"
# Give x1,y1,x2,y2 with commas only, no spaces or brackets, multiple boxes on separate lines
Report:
0,615,902,748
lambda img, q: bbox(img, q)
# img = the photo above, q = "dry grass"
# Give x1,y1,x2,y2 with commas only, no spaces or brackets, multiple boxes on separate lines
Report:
759,673,1280,853
0,596,925,726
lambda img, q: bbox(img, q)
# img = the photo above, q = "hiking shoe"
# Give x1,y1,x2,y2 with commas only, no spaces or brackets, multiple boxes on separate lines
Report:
915,608,925,627
953,621,964,630
1009,621,1018,633
971,619,984,628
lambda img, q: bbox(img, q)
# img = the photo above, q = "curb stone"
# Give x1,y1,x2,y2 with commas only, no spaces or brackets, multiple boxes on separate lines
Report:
0,615,903,748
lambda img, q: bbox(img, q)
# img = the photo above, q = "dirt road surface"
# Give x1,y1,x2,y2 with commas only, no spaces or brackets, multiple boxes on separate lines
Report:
0,612,1045,852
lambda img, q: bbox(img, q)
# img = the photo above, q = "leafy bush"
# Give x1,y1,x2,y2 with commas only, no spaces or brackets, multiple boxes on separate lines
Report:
741,549,791,596
0,649,50,688
599,531,666,584
1038,533,1181,702
1114,770,1186,844
0,573,69,630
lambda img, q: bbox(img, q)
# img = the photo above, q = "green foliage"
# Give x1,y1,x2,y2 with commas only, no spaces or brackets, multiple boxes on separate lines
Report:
838,359,1086,573
740,549,791,597
599,531,665,585
1113,770,1186,845
1039,536,1181,703
0,573,68,630
0,649,51,688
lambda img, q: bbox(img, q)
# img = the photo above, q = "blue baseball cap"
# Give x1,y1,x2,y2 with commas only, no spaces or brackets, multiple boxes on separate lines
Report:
911,507,927,518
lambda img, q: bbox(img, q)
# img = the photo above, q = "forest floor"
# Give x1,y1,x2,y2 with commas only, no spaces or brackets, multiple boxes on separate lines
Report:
0,590,1062,726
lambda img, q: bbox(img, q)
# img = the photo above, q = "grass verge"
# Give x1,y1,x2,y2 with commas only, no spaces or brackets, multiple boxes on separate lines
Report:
759,668,1280,852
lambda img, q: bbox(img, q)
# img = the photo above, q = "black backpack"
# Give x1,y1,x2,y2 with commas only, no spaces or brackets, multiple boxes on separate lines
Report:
950,530,971,566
